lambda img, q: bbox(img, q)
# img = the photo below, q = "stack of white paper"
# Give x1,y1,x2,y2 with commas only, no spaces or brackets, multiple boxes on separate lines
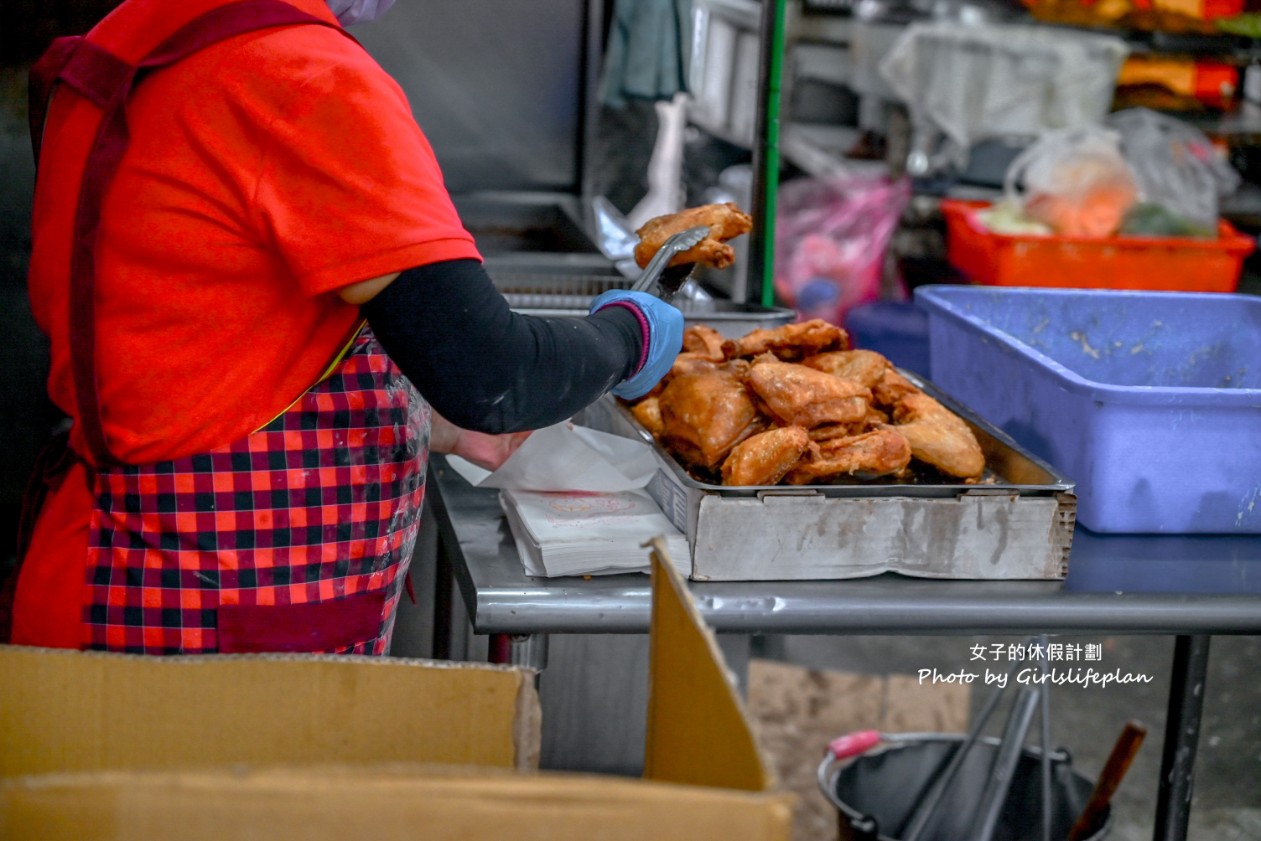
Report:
501,488,690,577
446,420,692,577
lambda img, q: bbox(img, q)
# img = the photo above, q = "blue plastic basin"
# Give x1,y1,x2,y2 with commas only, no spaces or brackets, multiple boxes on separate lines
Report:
916,285,1261,534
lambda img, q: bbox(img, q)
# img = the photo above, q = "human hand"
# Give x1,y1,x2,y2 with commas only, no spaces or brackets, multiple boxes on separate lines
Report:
431,411,532,471
588,290,684,400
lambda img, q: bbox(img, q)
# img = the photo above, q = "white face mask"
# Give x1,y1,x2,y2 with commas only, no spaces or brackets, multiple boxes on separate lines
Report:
325,0,397,25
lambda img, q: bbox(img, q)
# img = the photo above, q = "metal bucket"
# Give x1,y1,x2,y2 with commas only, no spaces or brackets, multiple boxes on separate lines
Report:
817,733,1111,841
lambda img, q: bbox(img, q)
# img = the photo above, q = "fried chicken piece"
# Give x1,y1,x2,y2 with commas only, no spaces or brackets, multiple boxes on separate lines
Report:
722,319,849,361
808,423,858,442
720,426,811,486
801,349,891,389
633,203,754,270
863,404,890,427
670,353,721,379
804,401,891,441
745,359,870,429
891,392,986,480
669,350,757,379
871,367,921,410
668,326,730,378
658,368,764,469
861,365,986,479
630,395,665,439
682,324,727,362
784,428,913,485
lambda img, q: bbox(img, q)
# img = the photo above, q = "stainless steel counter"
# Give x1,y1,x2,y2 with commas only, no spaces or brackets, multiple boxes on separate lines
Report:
425,455,1261,839
427,457,1261,638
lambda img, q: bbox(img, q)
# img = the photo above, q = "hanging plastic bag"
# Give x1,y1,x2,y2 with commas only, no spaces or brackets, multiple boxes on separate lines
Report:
1003,126,1138,238
774,175,910,327
1106,107,1239,233
878,22,1128,175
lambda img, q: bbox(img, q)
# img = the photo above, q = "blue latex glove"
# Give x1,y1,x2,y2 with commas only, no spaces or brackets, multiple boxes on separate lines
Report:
589,290,684,400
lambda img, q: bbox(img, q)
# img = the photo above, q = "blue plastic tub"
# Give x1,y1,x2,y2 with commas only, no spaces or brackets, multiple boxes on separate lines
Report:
845,300,932,377
915,286,1261,534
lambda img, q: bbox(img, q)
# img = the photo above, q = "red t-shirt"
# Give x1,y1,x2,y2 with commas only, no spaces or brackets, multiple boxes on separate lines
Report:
14,0,481,647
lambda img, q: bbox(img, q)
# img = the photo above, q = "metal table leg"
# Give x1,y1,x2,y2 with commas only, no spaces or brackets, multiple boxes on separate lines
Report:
1153,635,1211,841
432,526,454,661
489,632,551,671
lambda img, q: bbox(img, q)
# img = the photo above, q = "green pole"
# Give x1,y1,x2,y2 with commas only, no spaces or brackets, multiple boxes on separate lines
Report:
758,0,786,309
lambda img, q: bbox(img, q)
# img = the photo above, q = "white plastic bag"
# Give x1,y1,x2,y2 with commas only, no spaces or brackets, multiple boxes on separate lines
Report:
879,23,1128,172
1107,108,1240,231
1003,126,1138,238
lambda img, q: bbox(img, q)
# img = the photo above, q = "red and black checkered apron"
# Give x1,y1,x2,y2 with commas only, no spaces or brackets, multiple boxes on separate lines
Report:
84,328,430,655
23,0,428,654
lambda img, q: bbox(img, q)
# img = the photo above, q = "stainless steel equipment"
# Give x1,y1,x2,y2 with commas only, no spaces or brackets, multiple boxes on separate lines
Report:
355,4,758,311
500,274,797,339
354,1,778,313
355,1,621,299
353,0,600,197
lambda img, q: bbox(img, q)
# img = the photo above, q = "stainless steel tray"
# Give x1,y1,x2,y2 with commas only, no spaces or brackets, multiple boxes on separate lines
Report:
580,375,1077,581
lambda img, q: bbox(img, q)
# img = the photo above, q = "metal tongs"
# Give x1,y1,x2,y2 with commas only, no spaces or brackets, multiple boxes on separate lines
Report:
630,225,708,304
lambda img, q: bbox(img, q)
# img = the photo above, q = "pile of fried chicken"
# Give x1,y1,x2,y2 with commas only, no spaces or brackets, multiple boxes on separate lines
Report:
625,320,986,487
624,202,984,487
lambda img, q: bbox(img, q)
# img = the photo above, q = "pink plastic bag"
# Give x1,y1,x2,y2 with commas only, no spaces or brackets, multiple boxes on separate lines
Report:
774,175,910,326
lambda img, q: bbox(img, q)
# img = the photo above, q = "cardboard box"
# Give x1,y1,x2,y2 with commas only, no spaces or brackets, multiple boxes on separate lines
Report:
0,649,539,779
1,765,793,840
0,542,794,840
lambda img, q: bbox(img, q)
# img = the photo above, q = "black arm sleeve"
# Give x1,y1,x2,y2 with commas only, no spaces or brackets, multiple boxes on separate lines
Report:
360,259,643,434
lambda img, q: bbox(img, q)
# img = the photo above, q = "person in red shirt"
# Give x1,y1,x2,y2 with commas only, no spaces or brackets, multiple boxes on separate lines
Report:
11,0,682,654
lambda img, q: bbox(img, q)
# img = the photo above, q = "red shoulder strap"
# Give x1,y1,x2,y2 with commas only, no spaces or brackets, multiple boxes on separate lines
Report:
28,37,88,167
31,0,354,466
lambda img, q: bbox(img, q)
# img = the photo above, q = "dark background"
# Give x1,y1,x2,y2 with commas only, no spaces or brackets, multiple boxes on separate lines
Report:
1,5,122,590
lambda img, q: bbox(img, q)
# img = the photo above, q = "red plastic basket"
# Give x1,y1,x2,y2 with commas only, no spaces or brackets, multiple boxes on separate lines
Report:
942,199,1255,292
